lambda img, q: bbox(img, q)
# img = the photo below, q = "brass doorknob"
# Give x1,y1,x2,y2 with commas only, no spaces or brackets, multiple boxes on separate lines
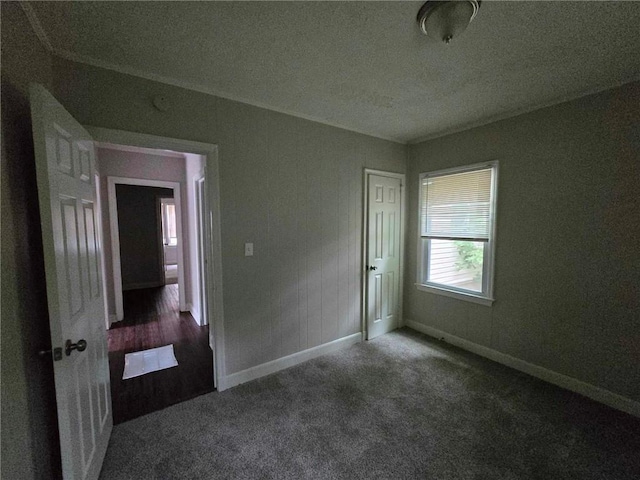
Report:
65,339,87,356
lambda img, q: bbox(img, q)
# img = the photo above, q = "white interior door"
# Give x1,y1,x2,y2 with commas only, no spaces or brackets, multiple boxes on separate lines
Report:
31,84,112,480
366,173,402,339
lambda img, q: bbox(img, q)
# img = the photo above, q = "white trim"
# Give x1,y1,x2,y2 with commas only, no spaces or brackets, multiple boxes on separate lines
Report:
52,49,404,145
414,283,494,306
95,142,185,159
202,157,225,387
108,314,117,327
107,176,186,319
405,320,640,418
417,161,498,304
189,304,202,327
218,333,362,391
20,1,54,52
106,178,124,320
87,127,217,156
91,127,224,390
362,169,406,339
21,3,640,147
407,77,640,145
193,174,208,327
94,172,111,331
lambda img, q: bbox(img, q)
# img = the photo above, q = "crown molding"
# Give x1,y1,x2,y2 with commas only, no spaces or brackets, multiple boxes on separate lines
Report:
20,1,54,52
408,75,640,145
21,0,638,148
20,0,405,145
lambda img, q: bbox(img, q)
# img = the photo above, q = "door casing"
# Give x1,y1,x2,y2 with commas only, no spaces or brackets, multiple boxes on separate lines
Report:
108,177,184,316
194,175,208,326
361,169,406,340
88,127,225,390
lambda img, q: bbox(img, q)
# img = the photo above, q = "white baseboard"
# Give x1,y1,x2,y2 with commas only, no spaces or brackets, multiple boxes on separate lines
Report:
189,304,203,326
218,332,363,391
405,320,640,418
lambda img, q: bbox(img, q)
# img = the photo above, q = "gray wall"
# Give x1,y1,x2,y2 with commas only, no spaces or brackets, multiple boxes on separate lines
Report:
2,4,637,478
51,58,407,376
0,3,62,479
116,185,173,290
405,82,640,402
97,147,188,314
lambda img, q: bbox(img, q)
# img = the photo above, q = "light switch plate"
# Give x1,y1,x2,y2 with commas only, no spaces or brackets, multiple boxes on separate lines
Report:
244,243,253,256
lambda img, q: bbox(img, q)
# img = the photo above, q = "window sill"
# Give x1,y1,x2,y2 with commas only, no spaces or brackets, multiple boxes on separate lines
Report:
414,283,494,306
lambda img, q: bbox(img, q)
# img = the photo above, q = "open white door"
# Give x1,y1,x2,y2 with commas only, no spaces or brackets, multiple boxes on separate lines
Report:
366,172,403,339
31,84,112,480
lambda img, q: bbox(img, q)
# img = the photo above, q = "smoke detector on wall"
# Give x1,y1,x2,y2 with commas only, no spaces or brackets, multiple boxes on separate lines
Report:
417,0,481,45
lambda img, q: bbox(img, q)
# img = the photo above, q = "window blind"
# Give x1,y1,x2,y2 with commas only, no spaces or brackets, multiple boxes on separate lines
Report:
421,167,493,241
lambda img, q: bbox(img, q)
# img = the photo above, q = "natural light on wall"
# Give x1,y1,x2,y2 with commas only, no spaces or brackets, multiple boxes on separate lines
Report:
162,200,178,246
418,162,498,303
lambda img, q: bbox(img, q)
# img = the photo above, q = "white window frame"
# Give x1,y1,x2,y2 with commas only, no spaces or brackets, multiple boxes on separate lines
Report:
415,161,498,306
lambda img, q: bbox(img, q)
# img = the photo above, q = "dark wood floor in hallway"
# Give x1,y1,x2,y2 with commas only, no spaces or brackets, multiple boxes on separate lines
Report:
108,285,214,424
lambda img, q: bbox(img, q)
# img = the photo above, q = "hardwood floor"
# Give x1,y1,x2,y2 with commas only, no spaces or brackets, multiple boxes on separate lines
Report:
108,284,215,424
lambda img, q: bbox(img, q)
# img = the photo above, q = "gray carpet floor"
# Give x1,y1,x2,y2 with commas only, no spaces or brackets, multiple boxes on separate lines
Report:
99,328,640,479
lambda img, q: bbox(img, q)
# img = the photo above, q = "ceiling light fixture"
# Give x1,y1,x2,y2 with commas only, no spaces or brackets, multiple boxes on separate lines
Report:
417,0,481,45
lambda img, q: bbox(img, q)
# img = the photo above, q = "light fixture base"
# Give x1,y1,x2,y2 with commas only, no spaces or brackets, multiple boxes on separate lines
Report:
417,0,481,44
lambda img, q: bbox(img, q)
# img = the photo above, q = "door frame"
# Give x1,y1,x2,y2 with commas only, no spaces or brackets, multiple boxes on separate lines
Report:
88,126,225,389
194,175,208,326
361,169,406,340
108,177,184,316
95,172,111,331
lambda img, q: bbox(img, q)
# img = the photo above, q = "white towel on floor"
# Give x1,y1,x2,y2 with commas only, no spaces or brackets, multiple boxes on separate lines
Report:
122,344,178,380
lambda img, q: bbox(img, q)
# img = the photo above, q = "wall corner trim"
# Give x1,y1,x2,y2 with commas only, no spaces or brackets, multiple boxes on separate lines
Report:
405,320,640,418
189,304,203,327
217,332,362,392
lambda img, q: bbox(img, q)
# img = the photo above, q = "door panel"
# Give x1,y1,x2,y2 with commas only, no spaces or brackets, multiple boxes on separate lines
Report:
31,83,112,480
61,196,85,317
366,174,402,339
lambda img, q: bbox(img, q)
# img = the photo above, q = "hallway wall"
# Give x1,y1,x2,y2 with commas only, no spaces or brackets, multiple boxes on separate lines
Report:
97,147,190,317
116,184,173,290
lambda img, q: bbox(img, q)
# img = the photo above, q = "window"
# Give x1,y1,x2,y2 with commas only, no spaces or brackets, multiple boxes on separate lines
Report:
417,162,498,304
161,199,178,246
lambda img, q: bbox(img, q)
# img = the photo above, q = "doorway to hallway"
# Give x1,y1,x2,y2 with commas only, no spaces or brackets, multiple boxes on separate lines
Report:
97,141,217,424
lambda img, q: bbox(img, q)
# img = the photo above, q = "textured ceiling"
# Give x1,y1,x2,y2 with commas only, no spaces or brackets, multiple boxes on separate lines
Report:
28,1,640,143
